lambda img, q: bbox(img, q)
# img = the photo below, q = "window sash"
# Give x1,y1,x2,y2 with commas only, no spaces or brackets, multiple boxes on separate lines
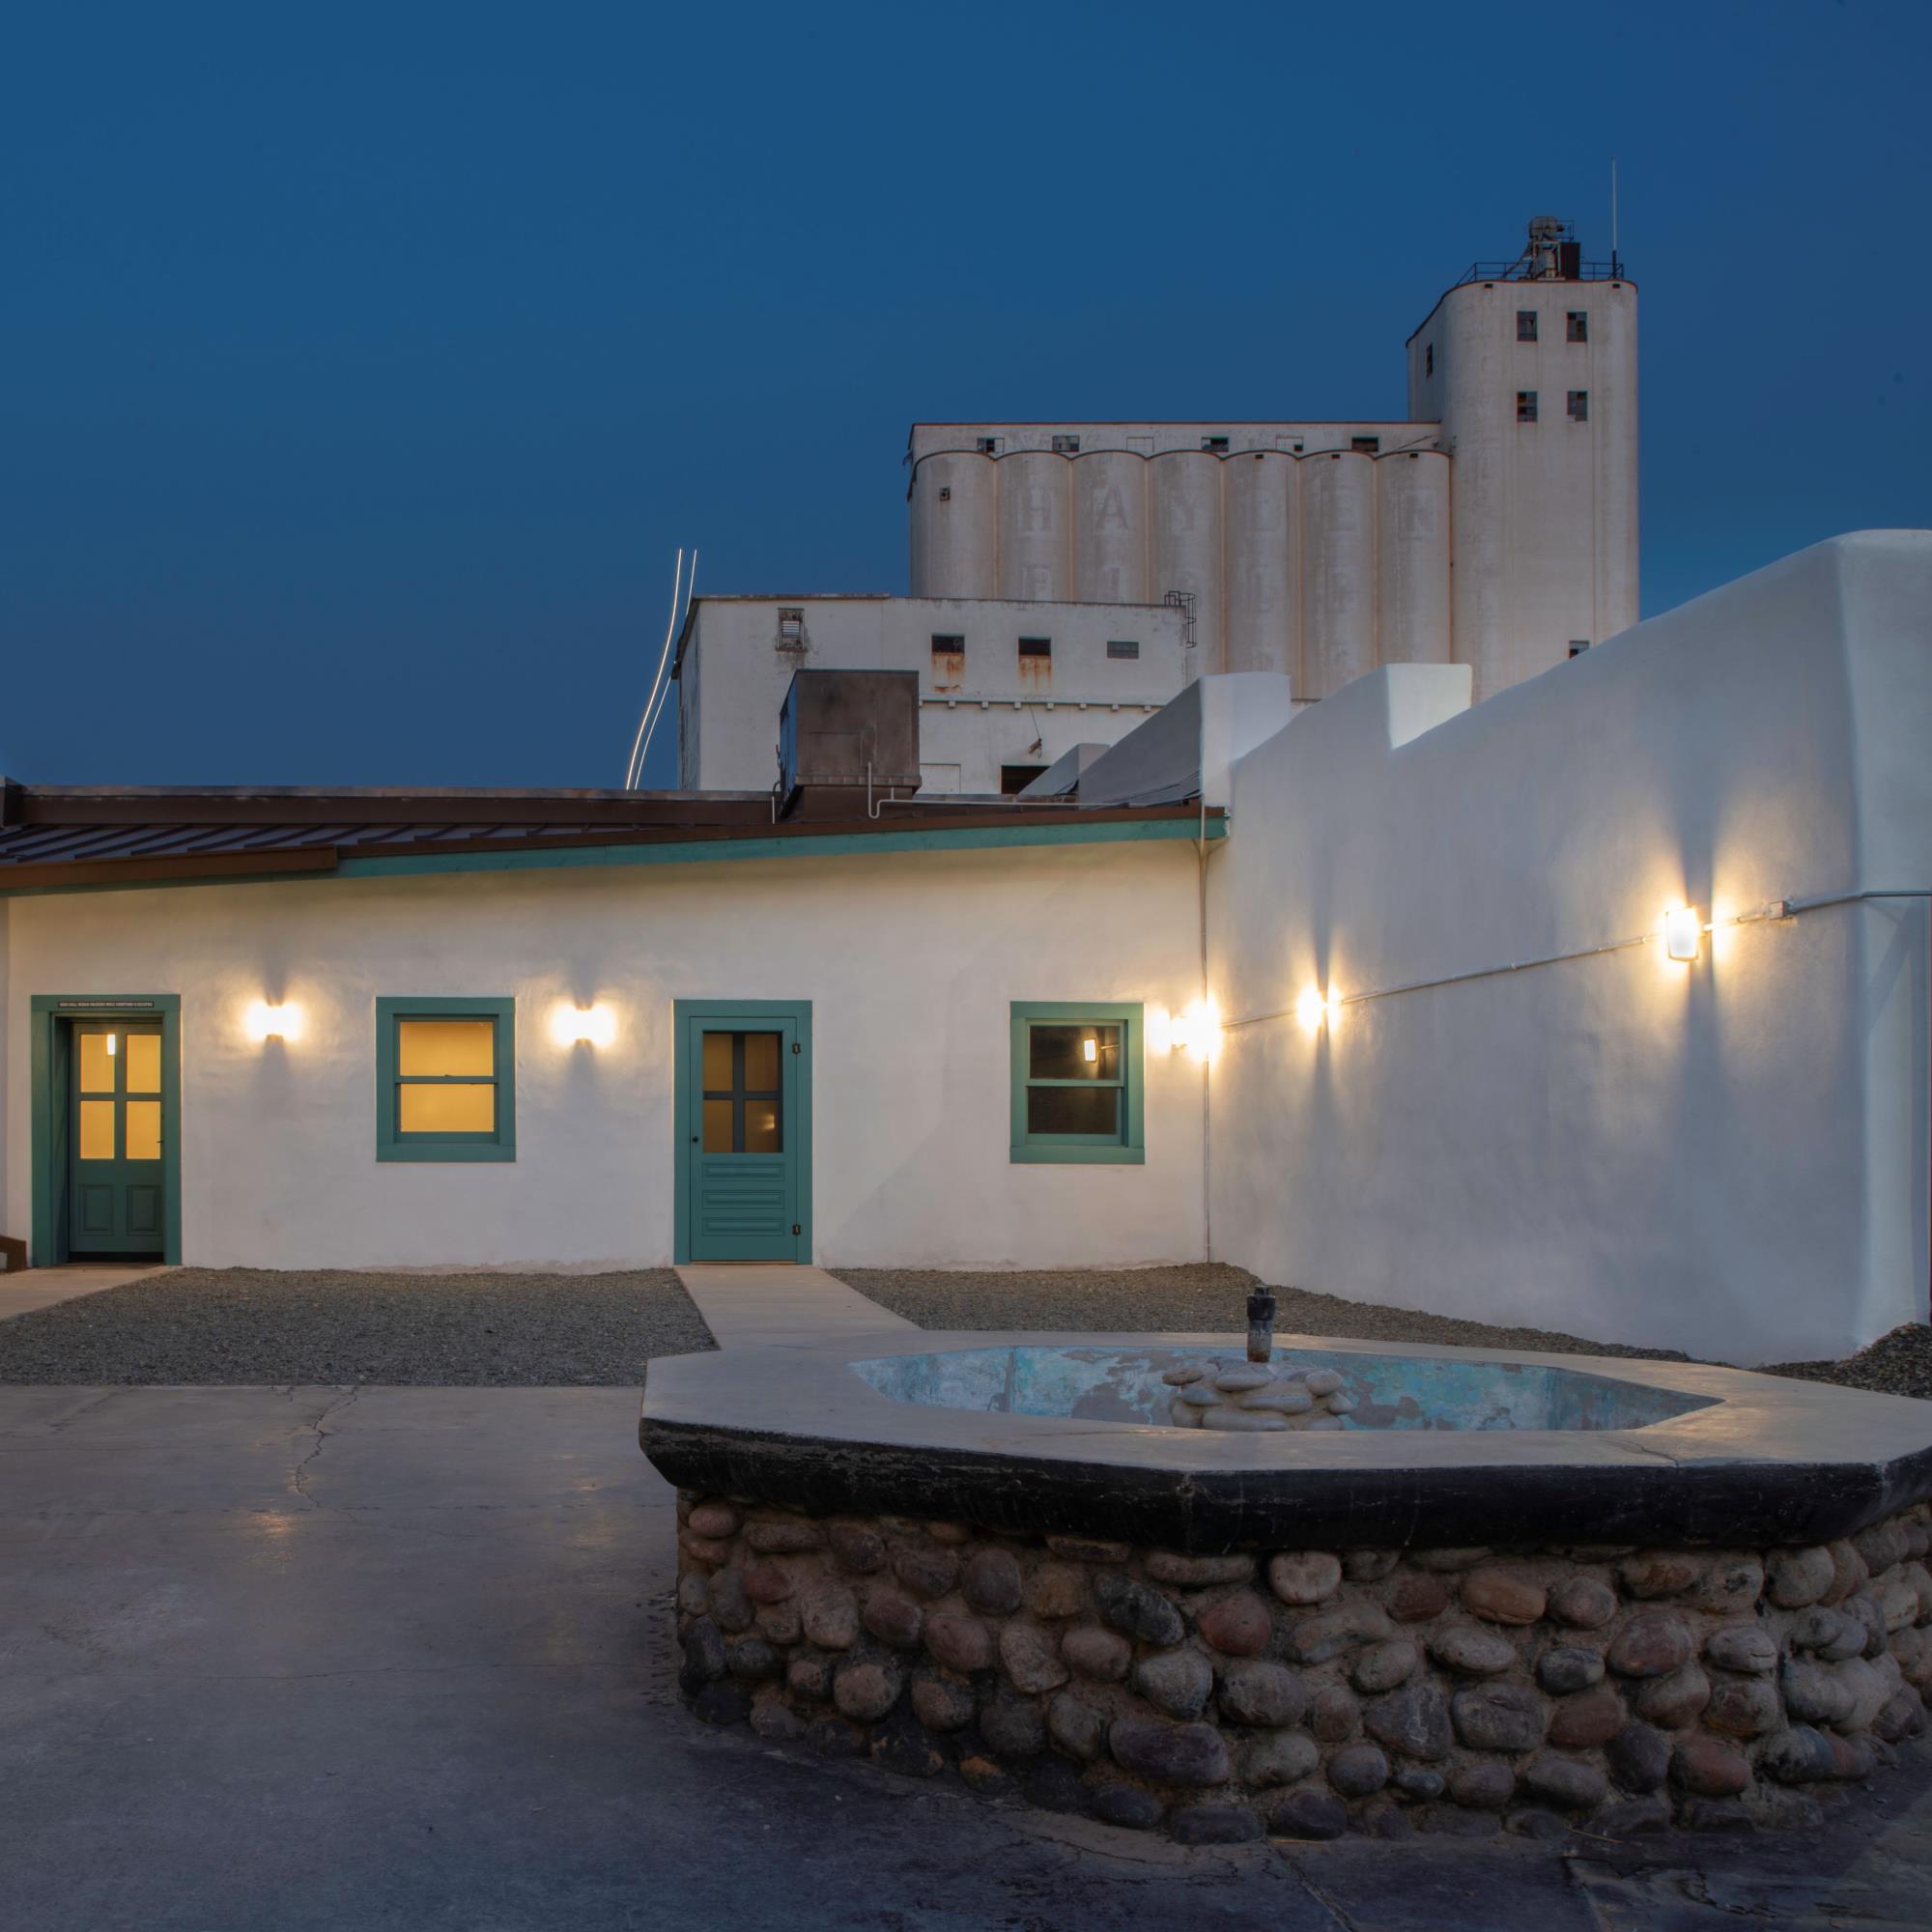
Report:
375,998,516,1161
1009,1003,1144,1163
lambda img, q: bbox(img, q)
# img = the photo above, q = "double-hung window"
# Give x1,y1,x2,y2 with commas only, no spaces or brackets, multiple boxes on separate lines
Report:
376,996,516,1161
1009,1002,1144,1164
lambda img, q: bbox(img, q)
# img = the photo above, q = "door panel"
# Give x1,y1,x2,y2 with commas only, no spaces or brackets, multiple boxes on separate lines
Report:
680,1009,809,1263
68,1022,167,1257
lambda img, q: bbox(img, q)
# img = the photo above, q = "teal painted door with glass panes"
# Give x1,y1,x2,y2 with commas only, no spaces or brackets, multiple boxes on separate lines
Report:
69,1022,167,1256
677,1003,810,1262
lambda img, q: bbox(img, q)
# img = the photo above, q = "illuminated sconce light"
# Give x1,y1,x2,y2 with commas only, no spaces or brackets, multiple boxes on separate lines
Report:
1169,998,1221,1061
105,1032,118,1057
1662,906,1703,963
1081,1033,1098,1065
244,1000,300,1042
1296,986,1338,1033
552,1003,616,1049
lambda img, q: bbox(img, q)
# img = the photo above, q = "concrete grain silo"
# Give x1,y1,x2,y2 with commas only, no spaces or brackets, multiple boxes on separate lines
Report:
1376,449,1452,663
1073,451,1149,606
909,451,998,601
1150,451,1224,670
1223,451,1298,678
998,452,1071,603
1300,451,1378,697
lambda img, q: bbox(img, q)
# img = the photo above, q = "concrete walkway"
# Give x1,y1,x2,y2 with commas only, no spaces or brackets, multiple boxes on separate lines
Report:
674,1262,916,1350
0,1263,167,1321
3,1381,1930,1931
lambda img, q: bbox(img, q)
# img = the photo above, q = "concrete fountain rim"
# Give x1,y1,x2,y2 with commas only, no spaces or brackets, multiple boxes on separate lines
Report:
640,1327,1932,1553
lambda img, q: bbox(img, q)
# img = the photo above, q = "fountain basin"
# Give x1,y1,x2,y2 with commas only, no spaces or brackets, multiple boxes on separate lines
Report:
641,1330,1932,1841
642,1329,1932,1550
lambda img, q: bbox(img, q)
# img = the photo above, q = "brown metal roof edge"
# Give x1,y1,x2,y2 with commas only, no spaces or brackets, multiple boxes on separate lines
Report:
5,784,782,829
0,847,343,892
0,804,1224,893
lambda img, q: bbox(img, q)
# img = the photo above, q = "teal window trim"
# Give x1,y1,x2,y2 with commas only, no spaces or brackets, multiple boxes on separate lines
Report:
672,999,813,1264
375,996,517,1162
29,994,183,1266
1009,1000,1145,1166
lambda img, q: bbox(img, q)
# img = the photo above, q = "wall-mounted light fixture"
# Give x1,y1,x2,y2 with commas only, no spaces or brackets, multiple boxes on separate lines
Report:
1295,986,1339,1032
1169,998,1221,1061
1081,1033,1098,1065
552,1004,616,1048
1662,906,1704,962
244,1000,300,1042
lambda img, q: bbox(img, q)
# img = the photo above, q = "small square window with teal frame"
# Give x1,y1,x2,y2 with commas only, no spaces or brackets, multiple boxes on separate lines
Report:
1009,1001,1144,1164
375,996,517,1162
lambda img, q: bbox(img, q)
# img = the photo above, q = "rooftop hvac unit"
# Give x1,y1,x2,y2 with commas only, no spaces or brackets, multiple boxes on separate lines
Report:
779,669,923,818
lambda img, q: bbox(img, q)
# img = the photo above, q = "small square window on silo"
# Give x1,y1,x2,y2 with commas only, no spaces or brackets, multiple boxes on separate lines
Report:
1350,435,1379,454
1568,639,1591,658
977,436,1003,455
1050,434,1081,454
1517,310,1538,342
1567,390,1589,422
1106,639,1139,660
1567,311,1588,343
1517,391,1539,424
1201,436,1230,453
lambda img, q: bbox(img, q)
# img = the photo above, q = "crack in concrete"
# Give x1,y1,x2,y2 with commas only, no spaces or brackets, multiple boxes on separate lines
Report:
289,1386,362,1508
1281,1858,1367,1930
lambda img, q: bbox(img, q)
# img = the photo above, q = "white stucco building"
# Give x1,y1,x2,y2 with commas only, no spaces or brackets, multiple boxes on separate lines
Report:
675,594,1189,794
1,533,1926,1366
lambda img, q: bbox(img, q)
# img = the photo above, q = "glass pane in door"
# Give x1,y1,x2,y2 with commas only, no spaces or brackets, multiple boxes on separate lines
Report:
78,1033,116,1093
126,1100,162,1160
701,1098,734,1152
742,1033,781,1091
78,1100,117,1160
126,1033,161,1094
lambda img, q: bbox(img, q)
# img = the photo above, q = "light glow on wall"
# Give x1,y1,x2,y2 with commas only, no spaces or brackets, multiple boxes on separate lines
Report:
1296,986,1339,1033
1169,997,1222,1061
552,1003,617,1048
244,1000,300,1042
1662,906,1703,963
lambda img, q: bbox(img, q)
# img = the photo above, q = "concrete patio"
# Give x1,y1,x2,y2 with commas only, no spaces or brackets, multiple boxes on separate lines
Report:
4,1380,1930,1930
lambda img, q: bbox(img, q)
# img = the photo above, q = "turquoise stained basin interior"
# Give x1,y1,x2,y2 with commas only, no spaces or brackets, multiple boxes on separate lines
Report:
848,1345,1715,1433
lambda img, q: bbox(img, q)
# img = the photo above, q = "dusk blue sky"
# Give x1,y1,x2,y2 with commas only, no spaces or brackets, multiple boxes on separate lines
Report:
5,1,1927,789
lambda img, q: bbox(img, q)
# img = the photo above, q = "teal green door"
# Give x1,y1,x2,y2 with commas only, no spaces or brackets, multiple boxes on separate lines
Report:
677,1003,810,1263
68,1022,168,1258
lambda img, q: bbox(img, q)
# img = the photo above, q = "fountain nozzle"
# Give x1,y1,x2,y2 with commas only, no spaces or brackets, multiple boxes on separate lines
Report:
1245,1289,1277,1364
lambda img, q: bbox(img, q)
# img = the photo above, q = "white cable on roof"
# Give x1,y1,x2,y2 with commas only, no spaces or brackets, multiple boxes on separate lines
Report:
624,548,684,791
635,548,696,788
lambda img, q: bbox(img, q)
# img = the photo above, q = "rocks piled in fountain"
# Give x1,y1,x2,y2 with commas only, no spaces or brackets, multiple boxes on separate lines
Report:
1161,1358,1356,1432
671,1492,1932,1844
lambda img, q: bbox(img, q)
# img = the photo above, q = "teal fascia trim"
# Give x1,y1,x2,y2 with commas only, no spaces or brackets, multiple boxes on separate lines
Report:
29,994,184,1266
1009,1000,1146,1167
375,995,518,1162
673,999,813,1264
333,816,1221,882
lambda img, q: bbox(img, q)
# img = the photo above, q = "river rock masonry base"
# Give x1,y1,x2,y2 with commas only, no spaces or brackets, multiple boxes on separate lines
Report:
672,1494,1932,1841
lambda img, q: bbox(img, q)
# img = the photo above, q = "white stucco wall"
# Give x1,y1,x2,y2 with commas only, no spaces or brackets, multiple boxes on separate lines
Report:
675,595,1188,794
1207,532,1932,1365
3,838,1208,1271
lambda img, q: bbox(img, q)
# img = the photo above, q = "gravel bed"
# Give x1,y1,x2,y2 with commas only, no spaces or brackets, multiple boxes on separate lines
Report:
834,1264,1694,1361
837,1265,1932,1400
0,1268,714,1385
1763,1322,1932,1401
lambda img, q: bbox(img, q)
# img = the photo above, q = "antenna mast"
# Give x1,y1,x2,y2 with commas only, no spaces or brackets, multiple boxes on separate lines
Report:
1610,156,1620,275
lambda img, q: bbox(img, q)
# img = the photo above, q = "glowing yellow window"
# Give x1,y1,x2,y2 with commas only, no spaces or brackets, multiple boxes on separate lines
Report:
126,1100,162,1160
378,1000,516,1162
78,1032,116,1093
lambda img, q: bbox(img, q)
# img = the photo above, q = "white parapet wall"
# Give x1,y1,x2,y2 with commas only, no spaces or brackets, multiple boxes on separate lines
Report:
1208,531,1932,1366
